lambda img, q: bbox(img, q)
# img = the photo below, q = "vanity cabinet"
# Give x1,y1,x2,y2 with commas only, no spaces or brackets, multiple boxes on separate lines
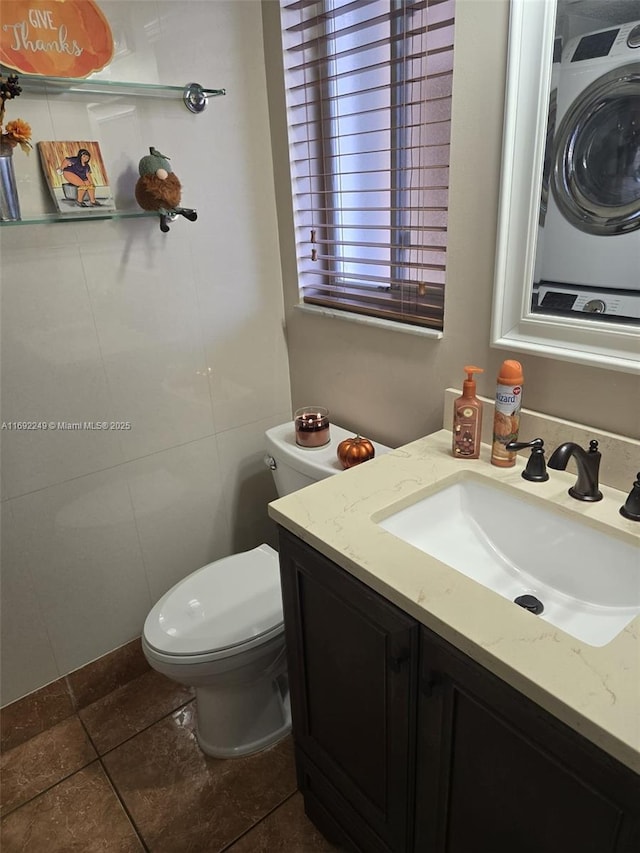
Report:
278,528,640,853
415,631,640,853
278,527,419,853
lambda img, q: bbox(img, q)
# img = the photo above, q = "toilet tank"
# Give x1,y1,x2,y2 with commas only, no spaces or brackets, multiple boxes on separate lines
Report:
265,421,390,497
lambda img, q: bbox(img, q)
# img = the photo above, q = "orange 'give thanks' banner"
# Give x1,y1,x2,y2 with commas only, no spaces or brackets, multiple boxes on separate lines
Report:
0,0,114,78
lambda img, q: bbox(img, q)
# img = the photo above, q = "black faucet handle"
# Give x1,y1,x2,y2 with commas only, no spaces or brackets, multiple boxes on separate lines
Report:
506,438,544,452
505,438,549,483
620,473,640,522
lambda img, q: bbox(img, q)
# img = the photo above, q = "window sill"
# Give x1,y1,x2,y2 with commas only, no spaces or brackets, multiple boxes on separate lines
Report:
294,303,444,339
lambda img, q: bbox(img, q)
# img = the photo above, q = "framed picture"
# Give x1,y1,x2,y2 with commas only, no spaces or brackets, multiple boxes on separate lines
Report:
37,140,116,213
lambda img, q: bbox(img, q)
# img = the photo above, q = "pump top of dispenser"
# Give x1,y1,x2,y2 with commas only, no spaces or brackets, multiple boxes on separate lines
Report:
497,360,523,385
462,366,483,397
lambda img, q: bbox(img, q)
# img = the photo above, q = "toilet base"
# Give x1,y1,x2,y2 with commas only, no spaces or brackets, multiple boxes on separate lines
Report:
194,674,292,758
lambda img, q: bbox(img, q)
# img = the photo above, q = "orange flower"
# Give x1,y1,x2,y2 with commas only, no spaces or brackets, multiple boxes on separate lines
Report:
2,118,32,154
0,75,31,154
5,118,31,143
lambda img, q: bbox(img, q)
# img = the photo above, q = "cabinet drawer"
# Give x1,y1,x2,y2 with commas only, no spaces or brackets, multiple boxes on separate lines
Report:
297,748,394,853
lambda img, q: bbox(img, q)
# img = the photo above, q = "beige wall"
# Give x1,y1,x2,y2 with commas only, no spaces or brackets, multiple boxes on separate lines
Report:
263,0,639,448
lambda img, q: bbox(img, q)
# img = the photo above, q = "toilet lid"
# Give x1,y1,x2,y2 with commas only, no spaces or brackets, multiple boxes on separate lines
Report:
143,544,283,656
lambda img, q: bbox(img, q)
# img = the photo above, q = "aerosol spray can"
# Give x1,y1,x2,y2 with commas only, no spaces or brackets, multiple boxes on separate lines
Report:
491,360,524,467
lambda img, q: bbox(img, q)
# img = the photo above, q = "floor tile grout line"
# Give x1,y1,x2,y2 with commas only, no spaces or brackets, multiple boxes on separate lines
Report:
77,708,100,754
0,705,78,756
0,674,165,757
83,695,194,758
77,694,193,850
1,698,192,822
0,649,149,751
0,755,101,820
2,697,306,851
99,754,150,853
218,788,300,852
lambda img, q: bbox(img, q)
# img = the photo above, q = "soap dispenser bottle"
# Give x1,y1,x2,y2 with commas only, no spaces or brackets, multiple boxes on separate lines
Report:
452,366,484,459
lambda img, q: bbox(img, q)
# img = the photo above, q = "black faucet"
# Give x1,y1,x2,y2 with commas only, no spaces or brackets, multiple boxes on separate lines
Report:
548,440,603,502
505,437,549,482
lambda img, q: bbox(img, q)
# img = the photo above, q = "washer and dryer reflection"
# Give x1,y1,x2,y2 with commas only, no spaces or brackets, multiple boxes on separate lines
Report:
535,19,640,320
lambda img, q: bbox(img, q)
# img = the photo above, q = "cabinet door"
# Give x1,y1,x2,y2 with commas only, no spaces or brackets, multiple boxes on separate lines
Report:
279,528,419,852
416,627,640,853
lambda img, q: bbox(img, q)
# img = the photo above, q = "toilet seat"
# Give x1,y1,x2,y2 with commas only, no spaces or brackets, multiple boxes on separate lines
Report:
143,544,283,660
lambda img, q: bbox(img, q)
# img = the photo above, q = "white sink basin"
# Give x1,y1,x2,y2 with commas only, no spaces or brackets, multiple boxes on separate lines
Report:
378,475,639,647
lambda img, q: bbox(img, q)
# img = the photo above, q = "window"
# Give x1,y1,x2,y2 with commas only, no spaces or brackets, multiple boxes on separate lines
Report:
280,0,455,330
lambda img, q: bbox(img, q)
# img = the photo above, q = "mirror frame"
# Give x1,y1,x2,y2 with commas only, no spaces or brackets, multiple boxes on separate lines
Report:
491,0,639,375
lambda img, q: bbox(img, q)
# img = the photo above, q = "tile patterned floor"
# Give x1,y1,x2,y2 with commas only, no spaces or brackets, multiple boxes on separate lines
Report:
0,669,339,852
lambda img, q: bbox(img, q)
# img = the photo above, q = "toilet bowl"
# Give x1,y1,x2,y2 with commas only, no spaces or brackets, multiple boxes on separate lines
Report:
142,544,289,758
142,420,390,758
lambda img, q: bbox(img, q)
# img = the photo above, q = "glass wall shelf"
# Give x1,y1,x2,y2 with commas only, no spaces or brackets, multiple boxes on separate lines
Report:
1,210,158,227
3,71,226,104
0,71,224,225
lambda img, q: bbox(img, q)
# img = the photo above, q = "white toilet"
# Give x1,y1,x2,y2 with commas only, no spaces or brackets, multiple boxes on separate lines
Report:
142,420,388,758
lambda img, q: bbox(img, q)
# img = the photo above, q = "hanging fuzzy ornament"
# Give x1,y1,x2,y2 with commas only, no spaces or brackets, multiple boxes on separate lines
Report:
135,147,197,232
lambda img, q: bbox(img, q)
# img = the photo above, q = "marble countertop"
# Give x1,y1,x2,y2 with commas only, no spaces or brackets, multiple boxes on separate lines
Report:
268,429,640,773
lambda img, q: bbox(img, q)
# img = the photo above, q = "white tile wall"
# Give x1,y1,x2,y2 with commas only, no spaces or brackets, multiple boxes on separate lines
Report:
0,0,292,705
0,503,61,701
8,469,153,675
125,436,231,602
1,246,125,497
83,241,215,459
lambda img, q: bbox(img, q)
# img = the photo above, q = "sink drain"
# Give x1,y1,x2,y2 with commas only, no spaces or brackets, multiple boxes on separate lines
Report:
514,594,544,615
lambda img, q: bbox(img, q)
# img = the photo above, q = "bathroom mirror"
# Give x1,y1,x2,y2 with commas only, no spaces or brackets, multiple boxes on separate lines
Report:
491,0,640,374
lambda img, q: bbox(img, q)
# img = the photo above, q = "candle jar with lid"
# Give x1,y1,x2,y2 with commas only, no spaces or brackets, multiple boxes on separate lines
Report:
294,407,330,448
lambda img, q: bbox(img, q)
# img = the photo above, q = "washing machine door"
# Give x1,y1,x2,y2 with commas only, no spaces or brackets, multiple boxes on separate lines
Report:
552,62,640,236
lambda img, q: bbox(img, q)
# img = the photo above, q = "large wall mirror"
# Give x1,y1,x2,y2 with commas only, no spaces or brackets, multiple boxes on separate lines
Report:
492,0,639,374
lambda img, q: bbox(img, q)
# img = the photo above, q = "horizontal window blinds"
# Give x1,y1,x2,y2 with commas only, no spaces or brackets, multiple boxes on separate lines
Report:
280,0,455,329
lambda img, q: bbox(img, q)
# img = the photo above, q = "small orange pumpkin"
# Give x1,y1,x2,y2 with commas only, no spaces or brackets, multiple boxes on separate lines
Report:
337,435,375,469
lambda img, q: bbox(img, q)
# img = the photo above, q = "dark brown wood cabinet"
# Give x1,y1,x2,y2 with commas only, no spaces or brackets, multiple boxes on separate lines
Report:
278,528,640,853
415,630,640,853
278,527,418,852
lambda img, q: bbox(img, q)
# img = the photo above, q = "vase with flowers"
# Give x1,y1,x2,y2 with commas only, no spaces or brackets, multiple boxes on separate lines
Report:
0,74,32,221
